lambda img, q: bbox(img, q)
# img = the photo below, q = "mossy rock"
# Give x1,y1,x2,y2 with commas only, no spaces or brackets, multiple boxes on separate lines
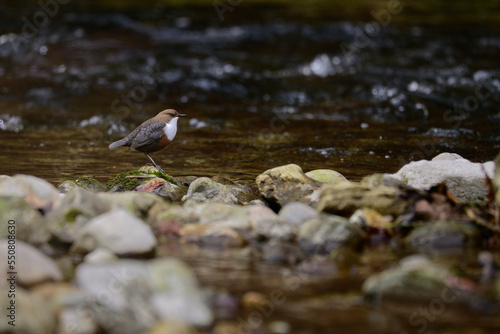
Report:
305,169,348,184
107,167,178,192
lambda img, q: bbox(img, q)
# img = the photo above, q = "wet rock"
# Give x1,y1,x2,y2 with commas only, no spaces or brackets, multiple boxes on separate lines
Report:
46,188,117,244
154,204,201,234
75,258,213,333
305,169,348,184
247,205,292,240
71,208,157,256
317,182,410,217
199,203,250,230
98,191,169,220
494,152,500,205
179,224,247,248
256,164,322,210
145,321,197,334
0,174,61,212
84,247,118,264
298,214,364,254
148,258,213,326
183,177,256,204
31,282,97,334
58,177,107,193
0,196,50,245
279,202,319,231
261,240,304,264
360,173,407,188
0,239,63,286
0,287,56,333
392,152,495,203
407,220,481,248
349,208,393,230
363,255,473,306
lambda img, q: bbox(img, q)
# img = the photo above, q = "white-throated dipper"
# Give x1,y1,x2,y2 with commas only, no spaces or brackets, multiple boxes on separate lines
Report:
109,109,187,173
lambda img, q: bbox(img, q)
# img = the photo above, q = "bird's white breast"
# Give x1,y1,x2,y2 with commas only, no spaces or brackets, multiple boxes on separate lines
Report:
164,117,178,141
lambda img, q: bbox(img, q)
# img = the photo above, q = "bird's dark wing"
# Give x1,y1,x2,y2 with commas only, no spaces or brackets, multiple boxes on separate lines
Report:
129,121,165,150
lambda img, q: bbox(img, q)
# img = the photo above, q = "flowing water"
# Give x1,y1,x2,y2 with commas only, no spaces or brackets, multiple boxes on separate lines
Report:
1,1,500,333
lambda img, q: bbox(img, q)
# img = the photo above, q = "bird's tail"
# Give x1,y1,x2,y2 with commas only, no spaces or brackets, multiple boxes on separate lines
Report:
109,138,129,150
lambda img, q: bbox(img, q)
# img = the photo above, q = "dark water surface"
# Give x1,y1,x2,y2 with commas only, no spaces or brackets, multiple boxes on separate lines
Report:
1,1,500,333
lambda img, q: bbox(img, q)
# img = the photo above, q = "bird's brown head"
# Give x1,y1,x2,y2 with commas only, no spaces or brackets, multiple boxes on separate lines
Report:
154,109,188,123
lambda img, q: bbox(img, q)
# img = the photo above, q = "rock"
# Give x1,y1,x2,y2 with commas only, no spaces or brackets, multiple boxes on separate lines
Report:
0,174,61,212
46,188,117,244
199,203,250,230
407,220,481,248
0,196,50,245
31,282,97,334
494,152,500,205
84,248,118,264
349,208,393,230
297,214,364,254
360,173,407,188
154,204,201,235
71,208,157,256
58,180,79,193
261,240,304,264
98,191,169,220
179,224,247,248
392,152,495,203
362,255,473,306
279,202,319,230
75,258,213,333
247,205,292,240
305,169,348,184
256,164,322,210
148,258,213,326
0,286,56,333
182,177,255,204
75,260,155,334
58,177,107,193
317,182,410,217
145,321,196,334
0,239,63,286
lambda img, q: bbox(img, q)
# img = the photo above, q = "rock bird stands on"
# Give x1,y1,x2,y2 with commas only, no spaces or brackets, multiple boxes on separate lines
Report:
109,109,187,173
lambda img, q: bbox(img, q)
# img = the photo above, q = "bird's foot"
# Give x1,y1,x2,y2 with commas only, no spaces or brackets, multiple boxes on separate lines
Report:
153,164,166,174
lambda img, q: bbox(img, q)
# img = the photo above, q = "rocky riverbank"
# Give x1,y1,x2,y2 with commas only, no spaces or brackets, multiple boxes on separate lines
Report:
1,152,499,334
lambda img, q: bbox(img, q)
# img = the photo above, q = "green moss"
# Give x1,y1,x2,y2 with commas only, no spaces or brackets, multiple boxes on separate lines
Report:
63,208,83,224
151,171,178,186
106,170,143,192
75,176,107,192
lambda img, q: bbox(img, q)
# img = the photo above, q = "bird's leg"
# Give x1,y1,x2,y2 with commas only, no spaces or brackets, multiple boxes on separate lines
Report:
144,153,165,173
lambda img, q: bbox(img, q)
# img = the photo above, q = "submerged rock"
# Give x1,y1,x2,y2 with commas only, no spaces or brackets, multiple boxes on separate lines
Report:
0,174,61,212
75,258,212,333
0,196,50,245
71,208,157,256
305,169,348,184
0,239,63,287
298,214,364,254
46,188,117,244
392,152,495,203
407,220,481,248
256,164,322,210
317,182,410,217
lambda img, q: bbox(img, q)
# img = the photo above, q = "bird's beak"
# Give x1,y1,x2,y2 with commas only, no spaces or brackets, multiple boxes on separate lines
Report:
179,114,188,117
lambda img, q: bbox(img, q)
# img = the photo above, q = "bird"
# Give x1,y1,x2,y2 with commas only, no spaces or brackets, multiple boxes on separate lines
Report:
109,109,187,173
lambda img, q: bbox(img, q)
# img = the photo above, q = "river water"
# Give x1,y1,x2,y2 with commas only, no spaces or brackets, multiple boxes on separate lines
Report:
1,1,500,333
